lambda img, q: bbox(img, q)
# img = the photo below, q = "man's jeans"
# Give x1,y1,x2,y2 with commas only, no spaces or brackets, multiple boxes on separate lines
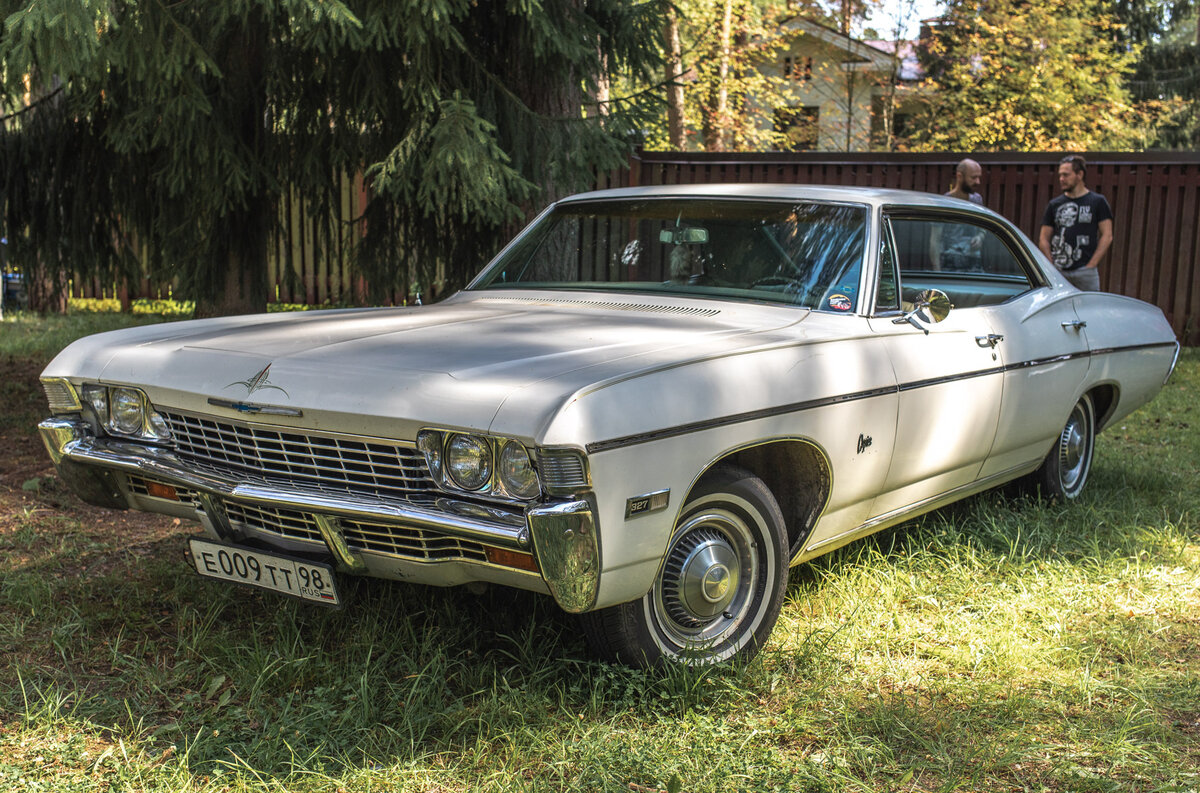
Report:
1061,266,1101,291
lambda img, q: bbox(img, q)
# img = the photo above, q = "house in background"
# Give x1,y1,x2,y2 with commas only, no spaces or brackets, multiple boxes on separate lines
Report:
752,17,924,152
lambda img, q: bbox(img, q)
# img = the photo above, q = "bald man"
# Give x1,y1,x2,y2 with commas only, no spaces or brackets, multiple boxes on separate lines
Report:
946,158,983,204
930,158,985,270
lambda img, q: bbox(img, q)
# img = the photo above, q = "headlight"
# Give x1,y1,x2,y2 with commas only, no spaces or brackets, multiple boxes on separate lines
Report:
82,384,109,422
446,433,492,491
111,388,144,434
418,429,543,501
147,410,172,441
416,430,443,480
80,383,172,443
497,441,539,499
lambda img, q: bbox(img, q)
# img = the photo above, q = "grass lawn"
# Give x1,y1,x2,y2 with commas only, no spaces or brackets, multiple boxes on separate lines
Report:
1,310,1197,793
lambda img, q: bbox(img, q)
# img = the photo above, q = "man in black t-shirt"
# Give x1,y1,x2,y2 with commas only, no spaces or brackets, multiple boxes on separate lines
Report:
1038,155,1113,291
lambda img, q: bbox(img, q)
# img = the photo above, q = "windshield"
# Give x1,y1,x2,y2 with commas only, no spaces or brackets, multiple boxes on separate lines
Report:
471,198,868,311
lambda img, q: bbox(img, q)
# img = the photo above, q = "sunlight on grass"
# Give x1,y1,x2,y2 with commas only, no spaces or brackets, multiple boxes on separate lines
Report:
1,313,1196,792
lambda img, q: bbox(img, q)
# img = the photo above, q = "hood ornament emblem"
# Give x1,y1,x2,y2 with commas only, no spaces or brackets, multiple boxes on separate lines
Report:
226,364,289,398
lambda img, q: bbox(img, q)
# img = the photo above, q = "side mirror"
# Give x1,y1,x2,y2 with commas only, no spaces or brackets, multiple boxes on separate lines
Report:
892,288,952,334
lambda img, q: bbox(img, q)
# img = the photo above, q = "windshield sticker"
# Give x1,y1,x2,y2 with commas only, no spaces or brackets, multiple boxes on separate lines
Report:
828,294,852,312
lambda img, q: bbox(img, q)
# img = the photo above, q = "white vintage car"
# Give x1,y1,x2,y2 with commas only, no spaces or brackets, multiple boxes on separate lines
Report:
39,185,1179,666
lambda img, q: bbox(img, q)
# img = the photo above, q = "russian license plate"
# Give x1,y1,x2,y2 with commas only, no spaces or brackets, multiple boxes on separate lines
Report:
188,538,340,607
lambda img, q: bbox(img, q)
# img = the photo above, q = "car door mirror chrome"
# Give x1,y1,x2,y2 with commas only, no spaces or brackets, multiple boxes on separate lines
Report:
891,289,952,334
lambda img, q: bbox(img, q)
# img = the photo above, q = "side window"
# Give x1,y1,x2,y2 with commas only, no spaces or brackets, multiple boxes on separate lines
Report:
888,216,1035,309
875,220,900,313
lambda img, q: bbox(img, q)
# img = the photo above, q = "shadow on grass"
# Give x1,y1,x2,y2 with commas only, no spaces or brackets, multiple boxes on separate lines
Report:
0,519,765,780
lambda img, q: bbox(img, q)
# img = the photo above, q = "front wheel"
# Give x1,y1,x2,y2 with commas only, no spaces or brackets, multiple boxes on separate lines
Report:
1032,393,1096,500
581,466,789,667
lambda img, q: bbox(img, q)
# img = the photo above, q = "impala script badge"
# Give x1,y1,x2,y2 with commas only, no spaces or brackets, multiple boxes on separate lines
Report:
226,364,289,398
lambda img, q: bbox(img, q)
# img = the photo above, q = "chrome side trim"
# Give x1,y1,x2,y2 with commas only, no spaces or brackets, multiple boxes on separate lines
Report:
1165,341,1181,384
797,462,1037,560
527,499,600,613
586,385,899,454
587,340,1181,454
39,420,528,550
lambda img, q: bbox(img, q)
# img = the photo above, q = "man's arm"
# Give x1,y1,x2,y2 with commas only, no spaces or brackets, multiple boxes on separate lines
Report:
929,225,943,270
1086,218,1113,268
1038,225,1054,260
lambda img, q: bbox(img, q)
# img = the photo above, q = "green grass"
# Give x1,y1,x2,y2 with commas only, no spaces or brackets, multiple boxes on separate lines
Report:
1,313,1197,792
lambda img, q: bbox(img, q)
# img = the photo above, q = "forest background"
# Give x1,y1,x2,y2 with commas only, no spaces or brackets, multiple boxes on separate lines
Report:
1,0,1197,315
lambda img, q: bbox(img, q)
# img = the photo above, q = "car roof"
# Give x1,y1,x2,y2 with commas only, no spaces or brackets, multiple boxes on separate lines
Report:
559,183,989,214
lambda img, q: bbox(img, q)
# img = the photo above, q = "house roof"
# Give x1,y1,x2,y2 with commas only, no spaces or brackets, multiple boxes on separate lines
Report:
775,16,895,70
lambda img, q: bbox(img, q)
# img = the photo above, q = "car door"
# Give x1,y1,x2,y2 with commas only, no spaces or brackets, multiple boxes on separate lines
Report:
865,212,1008,519
975,288,1090,479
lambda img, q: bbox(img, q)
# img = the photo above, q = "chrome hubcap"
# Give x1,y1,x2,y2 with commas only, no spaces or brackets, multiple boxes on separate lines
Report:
1058,403,1091,490
662,529,740,627
654,510,758,645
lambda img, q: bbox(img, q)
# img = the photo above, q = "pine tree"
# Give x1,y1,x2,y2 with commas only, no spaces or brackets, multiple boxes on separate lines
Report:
1116,0,1200,148
0,1,662,314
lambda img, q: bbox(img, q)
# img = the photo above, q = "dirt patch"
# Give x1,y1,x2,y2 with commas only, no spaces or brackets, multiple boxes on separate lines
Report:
0,356,184,569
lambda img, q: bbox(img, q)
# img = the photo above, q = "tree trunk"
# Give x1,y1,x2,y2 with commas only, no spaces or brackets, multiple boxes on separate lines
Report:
714,0,734,152
194,11,271,318
26,267,68,314
194,195,272,318
587,47,611,118
665,9,686,149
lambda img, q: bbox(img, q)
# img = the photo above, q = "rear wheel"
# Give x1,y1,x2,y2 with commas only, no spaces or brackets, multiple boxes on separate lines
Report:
1032,393,1096,500
582,466,789,667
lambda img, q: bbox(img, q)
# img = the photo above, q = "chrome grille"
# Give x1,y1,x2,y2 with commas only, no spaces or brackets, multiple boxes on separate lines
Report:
161,411,434,501
223,500,489,563
341,519,488,562
225,501,323,544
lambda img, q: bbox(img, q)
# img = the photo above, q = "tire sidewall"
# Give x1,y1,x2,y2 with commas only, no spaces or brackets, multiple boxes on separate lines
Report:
1040,393,1096,500
634,468,788,665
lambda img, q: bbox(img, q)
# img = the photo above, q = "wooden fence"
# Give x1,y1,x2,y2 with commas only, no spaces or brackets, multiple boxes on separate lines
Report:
75,150,1200,343
71,173,381,307
605,150,1200,343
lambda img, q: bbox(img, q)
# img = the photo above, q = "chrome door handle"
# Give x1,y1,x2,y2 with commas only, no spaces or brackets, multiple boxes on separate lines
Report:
975,334,1004,348
1061,320,1087,330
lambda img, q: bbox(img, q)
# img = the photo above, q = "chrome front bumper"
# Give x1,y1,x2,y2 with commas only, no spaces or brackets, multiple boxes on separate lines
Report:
39,417,601,612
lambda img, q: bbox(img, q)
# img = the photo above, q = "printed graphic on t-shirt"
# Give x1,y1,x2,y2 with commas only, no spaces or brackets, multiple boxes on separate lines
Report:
1050,232,1080,268
1056,203,1079,228
1045,192,1111,271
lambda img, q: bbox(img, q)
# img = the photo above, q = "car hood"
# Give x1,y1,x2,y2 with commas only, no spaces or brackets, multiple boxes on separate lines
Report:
47,292,815,441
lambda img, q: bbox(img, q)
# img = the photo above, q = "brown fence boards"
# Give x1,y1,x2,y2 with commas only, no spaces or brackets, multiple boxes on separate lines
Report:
71,150,1199,342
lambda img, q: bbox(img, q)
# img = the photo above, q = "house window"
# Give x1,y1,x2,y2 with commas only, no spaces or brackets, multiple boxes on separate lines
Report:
782,56,812,82
774,106,819,151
